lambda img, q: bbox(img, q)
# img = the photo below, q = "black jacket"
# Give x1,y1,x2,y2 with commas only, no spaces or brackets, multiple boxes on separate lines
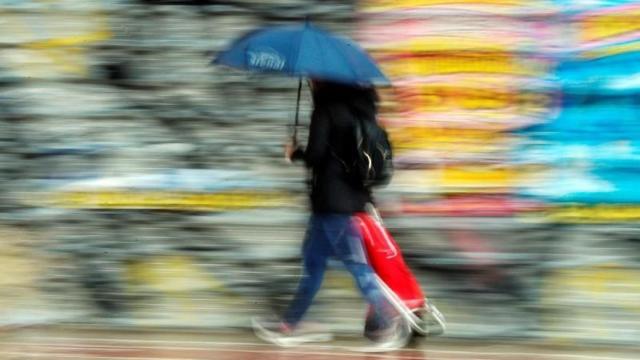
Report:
293,85,375,214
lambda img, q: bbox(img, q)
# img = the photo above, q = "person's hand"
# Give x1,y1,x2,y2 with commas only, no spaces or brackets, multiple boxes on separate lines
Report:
284,142,296,162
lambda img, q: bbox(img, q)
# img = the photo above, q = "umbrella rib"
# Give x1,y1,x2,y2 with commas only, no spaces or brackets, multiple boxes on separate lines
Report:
293,25,307,77
310,29,330,80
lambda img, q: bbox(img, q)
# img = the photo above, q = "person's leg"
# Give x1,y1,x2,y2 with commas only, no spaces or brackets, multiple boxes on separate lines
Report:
282,214,331,327
321,214,395,329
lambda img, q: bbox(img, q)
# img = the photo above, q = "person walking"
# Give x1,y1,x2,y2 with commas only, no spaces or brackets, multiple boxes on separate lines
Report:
253,80,409,351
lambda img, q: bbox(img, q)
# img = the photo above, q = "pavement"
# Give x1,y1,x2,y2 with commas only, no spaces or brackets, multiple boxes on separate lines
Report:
1,325,638,360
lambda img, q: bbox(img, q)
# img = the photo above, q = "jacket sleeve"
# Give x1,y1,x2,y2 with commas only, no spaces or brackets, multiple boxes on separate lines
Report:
292,108,330,168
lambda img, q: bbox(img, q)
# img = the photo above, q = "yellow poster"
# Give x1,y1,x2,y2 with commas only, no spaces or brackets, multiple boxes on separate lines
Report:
389,126,513,153
46,190,293,211
547,205,640,222
372,37,515,53
381,52,546,78
394,165,535,191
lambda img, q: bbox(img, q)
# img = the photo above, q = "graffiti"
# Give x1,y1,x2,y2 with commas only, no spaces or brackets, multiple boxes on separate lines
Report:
0,2,112,77
541,264,640,342
0,227,46,324
361,0,530,12
392,85,555,114
577,5,640,45
0,0,638,345
388,127,514,154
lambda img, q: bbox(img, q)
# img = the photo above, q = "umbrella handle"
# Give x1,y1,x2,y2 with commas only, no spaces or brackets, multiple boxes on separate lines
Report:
292,77,302,146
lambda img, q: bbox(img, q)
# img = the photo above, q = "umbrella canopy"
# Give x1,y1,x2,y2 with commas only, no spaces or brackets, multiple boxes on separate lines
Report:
213,22,390,87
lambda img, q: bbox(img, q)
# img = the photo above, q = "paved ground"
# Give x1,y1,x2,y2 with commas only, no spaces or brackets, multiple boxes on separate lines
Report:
0,326,637,360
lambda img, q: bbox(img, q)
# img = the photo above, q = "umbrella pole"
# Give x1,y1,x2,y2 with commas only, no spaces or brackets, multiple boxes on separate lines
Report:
293,77,302,146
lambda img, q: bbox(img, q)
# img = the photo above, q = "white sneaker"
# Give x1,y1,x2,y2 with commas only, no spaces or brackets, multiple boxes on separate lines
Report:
252,317,333,348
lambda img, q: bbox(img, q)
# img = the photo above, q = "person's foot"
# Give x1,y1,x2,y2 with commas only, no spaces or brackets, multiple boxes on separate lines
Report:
251,317,333,347
351,317,411,353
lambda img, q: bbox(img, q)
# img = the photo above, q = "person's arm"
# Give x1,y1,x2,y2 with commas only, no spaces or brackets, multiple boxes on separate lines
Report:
290,109,330,168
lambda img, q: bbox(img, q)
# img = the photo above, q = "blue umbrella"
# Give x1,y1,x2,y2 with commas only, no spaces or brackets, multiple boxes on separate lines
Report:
213,22,389,86
212,21,390,141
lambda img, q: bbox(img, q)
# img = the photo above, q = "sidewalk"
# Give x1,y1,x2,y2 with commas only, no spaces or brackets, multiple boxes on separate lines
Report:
1,325,638,360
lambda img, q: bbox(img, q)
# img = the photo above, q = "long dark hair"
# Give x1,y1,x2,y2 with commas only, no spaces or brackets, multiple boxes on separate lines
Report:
310,80,379,120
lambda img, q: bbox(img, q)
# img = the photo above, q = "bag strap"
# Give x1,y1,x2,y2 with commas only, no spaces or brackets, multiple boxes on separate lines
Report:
365,202,383,224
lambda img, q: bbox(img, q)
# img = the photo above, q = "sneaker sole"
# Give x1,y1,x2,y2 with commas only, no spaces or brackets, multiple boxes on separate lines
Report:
252,318,333,348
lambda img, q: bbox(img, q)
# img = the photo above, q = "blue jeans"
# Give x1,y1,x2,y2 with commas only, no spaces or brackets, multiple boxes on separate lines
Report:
283,213,393,328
